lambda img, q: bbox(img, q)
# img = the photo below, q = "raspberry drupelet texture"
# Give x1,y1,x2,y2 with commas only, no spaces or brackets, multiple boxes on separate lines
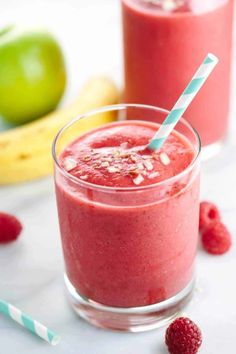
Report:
199,201,221,231
0,212,23,243
165,317,202,354
202,221,232,255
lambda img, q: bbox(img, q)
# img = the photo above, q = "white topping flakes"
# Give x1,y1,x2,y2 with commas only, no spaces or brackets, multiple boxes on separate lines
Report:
63,157,77,171
130,155,137,163
102,156,112,162
160,152,170,166
93,163,101,169
101,161,110,167
75,146,171,186
137,162,144,170
143,160,153,171
148,172,160,179
83,155,92,161
133,174,144,186
80,175,88,180
107,166,120,173
113,150,120,157
129,169,139,176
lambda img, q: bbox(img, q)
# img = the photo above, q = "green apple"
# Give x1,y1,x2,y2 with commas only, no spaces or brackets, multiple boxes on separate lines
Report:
0,26,66,124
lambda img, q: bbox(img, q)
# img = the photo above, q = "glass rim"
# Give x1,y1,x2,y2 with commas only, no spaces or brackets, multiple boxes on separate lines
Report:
52,103,201,192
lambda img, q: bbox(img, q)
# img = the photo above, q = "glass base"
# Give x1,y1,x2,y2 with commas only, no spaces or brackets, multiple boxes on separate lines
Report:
201,138,224,161
65,275,195,332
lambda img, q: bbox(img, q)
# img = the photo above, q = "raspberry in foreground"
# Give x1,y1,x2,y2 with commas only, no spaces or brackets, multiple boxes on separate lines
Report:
165,317,202,354
0,212,23,243
199,201,221,231
202,221,232,255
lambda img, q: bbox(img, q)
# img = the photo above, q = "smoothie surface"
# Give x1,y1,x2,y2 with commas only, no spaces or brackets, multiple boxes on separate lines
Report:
60,121,195,188
126,0,228,14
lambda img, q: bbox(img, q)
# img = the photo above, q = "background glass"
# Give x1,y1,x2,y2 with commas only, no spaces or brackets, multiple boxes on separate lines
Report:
122,0,234,157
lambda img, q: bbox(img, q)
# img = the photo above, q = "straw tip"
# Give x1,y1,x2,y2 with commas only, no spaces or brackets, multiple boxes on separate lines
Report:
206,53,219,64
51,335,61,346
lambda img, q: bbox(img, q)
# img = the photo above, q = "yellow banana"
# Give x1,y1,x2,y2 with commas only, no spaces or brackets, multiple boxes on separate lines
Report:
0,77,119,184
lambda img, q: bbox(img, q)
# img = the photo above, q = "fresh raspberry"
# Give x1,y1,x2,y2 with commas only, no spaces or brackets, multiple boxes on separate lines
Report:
165,317,202,354
0,212,23,243
202,221,232,255
199,201,221,231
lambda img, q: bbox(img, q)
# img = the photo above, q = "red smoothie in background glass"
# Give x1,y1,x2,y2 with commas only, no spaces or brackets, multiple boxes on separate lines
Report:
55,120,200,308
122,0,234,147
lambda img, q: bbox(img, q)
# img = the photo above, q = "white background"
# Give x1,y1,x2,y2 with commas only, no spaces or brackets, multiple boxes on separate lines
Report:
0,1,236,353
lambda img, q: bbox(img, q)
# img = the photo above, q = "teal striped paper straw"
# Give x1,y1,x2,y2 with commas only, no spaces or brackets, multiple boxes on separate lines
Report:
0,299,60,345
148,53,219,151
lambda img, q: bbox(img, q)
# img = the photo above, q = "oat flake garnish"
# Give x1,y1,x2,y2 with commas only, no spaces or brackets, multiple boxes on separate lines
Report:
133,174,144,185
129,169,139,176
130,155,137,163
93,163,101,169
63,157,77,171
160,152,170,166
101,161,110,167
80,175,88,180
107,166,120,173
83,155,92,161
137,162,144,170
113,150,120,157
143,160,153,171
148,172,160,179
102,156,112,162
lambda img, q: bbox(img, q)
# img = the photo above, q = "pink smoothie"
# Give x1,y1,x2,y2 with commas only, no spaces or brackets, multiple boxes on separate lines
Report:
55,121,200,307
122,0,233,146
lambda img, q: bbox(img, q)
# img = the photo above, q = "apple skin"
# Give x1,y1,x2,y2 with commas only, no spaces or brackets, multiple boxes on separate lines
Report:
0,26,66,124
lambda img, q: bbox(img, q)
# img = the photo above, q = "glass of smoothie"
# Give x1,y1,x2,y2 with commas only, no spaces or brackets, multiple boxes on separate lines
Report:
122,0,234,158
52,104,201,332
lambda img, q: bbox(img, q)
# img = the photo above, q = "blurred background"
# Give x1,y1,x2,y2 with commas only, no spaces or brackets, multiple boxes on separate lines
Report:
0,0,122,126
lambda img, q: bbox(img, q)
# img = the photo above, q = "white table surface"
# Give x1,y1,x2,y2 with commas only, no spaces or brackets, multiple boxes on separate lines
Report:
0,1,236,353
